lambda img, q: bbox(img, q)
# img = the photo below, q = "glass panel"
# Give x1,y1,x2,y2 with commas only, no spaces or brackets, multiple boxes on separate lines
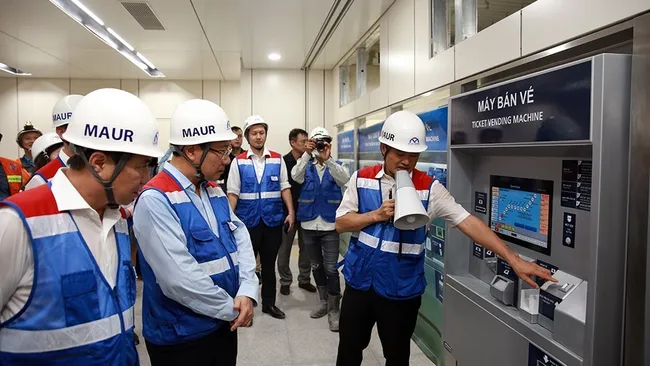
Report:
365,28,381,92
430,0,456,57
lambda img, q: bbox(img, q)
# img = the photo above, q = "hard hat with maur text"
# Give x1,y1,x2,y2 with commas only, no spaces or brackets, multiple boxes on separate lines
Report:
52,95,84,128
62,88,163,158
169,99,236,146
378,110,427,153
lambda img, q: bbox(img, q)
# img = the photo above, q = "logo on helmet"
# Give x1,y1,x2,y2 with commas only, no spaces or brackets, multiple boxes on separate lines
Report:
408,137,420,145
381,131,395,141
153,132,159,146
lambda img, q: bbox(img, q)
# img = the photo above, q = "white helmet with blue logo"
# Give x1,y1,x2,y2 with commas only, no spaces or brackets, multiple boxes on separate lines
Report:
62,88,163,158
31,132,62,161
378,110,427,153
52,94,84,128
243,115,268,135
169,99,236,146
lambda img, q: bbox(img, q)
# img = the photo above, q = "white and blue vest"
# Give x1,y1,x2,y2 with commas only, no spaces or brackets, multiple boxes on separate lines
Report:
137,170,240,346
296,163,343,224
0,184,137,365
341,165,434,300
235,151,284,228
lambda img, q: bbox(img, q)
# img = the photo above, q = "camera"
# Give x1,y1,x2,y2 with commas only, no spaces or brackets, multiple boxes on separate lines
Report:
315,139,326,152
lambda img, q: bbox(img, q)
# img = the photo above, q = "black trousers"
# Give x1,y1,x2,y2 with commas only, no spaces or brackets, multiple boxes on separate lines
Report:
336,286,422,366
145,326,237,366
248,222,282,306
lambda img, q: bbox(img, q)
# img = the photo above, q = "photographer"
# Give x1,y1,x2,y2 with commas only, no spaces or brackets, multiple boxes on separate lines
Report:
291,127,350,331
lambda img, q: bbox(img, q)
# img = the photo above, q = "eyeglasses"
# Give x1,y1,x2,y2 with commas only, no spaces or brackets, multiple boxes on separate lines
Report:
209,146,232,161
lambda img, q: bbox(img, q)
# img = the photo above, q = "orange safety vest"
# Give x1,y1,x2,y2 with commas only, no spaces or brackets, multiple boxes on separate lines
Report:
0,157,30,197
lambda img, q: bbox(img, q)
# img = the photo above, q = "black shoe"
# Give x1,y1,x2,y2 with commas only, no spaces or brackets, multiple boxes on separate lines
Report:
133,332,140,346
262,305,286,319
280,285,290,295
299,283,317,292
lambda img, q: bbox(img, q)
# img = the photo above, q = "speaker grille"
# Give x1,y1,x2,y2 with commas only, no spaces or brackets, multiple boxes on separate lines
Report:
120,2,165,30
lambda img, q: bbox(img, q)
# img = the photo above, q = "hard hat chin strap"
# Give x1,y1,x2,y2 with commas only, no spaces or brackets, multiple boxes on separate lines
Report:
70,144,132,210
171,144,210,184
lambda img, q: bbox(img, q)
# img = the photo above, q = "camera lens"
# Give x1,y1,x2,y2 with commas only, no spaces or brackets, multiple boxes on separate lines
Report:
316,140,326,151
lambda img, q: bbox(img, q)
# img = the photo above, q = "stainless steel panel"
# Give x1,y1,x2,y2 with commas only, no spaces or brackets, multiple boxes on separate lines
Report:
625,12,650,366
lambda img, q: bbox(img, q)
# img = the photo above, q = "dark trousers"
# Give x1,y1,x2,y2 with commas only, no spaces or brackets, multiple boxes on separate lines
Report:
145,326,237,366
277,225,311,286
336,286,422,366
248,222,282,306
302,229,341,295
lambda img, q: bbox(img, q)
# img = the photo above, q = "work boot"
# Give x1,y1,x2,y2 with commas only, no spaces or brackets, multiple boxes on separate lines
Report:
310,286,328,319
328,294,341,332
299,282,317,292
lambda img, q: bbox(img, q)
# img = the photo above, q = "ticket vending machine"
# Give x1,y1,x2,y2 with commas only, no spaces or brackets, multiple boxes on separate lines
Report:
442,54,631,366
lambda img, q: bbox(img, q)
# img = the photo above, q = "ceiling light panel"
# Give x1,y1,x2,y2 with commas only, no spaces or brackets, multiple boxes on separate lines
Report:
49,0,165,78
0,62,31,76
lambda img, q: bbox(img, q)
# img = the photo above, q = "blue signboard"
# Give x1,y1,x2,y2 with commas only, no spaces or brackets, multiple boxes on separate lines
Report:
337,130,354,154
450,60,592,145
419,106,448,151
357,123,384,153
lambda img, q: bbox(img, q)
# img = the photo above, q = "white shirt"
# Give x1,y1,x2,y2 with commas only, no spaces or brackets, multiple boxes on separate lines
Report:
22,150,71,191
336,166,470,228
0,169,121,322
227,148,291,195
291,152,350,231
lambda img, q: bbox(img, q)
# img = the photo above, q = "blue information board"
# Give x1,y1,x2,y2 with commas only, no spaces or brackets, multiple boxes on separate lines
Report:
419,106,448,152
337,130,354,153
357,123,384,153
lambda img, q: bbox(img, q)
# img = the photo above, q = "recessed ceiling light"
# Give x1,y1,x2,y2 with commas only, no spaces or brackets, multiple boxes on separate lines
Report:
0,62,31,76
49,0,164,78
268,53,281,61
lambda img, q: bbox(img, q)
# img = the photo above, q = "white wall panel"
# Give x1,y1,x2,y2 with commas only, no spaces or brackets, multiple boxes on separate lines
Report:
17,79,69,134
339,102,356,124
120,80,139,96
387,0,415,104
202,80,220,104
307,70,325,132
138,80,203,119
239,69,253,129
522,0,650,56
355,93,370,120
220,81,242,128
324,70,337,156
251,69,305,153
455,13,521,80
70,79,120,95
0,78,19,158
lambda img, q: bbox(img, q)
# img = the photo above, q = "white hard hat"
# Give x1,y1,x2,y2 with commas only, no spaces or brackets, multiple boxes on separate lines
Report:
378,110,427,153
62,88,163,158
169,99,236,146
52,94,84,128
243,115,268,135
310,127,332,140
31,132,62,160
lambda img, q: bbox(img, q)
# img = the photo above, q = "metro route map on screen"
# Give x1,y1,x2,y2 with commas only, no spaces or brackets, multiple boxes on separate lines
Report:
489,175,554,255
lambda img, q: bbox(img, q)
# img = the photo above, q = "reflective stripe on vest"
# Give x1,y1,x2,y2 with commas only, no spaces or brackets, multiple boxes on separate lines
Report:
0,306,134,353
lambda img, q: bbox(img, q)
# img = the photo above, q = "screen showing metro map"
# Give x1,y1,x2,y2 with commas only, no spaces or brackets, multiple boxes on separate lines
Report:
489,175,554,255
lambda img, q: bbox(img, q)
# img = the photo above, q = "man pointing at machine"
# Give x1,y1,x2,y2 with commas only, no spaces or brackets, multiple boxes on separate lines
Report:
335,110,556,366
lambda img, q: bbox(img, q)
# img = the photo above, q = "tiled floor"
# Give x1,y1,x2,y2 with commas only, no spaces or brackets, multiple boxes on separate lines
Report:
135,245,436,366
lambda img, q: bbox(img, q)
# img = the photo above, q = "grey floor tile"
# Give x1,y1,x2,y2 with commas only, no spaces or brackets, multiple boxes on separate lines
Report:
238,329,292,366
284,305,330,331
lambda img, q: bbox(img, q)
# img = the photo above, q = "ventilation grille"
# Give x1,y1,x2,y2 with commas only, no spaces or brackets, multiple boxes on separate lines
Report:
120,2,165,30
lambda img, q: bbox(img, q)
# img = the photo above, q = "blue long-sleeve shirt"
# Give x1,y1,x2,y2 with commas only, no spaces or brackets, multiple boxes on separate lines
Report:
133,164,258,322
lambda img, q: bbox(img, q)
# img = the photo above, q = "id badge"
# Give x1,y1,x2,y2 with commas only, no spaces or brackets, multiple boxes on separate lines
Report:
270,176,279,182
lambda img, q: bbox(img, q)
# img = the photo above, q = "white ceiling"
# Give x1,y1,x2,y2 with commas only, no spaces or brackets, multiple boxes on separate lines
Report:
0,0,393,80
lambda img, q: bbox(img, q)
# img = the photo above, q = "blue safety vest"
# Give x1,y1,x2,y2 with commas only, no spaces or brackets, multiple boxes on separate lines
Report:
137,170,240,346
234,151,284,228
296,163,342,223
0,185,138,365
341,165,433,300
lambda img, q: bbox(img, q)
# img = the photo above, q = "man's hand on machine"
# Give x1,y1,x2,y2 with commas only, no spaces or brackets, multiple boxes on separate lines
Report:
373,199,395,222
509,255,557,288
230,296,254,331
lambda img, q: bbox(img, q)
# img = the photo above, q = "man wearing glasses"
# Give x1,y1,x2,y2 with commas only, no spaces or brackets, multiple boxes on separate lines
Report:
227,115,296,319
133,100,258,365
